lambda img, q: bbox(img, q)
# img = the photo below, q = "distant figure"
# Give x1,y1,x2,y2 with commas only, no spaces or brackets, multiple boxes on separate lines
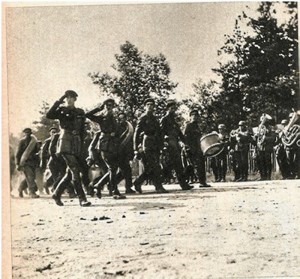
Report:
229,121,253,182
254,114,276,180
40,126,59,194
211,124,229,182
275,119,289,179
15,128,40,198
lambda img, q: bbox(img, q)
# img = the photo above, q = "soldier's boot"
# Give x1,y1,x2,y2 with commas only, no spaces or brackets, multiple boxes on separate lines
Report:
179,181,194,191
87,182,95,197
125,187,136,194
18,188,24,198
73,181,91,207
113,188,126,199
80,200,92,207
133,181,143,194
156,186,169,194
52,185,65,206
96,187,102,199
155,180,169,193
108,183,114,196
44,185,50,195
29,192,40,199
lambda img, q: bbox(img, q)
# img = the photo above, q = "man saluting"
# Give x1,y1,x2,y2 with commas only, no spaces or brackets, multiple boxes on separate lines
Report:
46,90,91,207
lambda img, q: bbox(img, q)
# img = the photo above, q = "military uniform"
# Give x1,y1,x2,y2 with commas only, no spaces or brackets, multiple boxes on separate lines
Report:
46,90,90,206
184,113,210,187
160,111,192,190
87,118,135,195
40,127,59,193
255,122,276,180
211,125,229,182
133,99,167,193
117,118,135,193
85,99,125,198
229,121,253,181
275,120,289,179
15,128,40,198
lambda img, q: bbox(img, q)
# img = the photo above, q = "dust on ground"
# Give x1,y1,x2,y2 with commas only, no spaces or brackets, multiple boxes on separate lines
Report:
9,179,300,278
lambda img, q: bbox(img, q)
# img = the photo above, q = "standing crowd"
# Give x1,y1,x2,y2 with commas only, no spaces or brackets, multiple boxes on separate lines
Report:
13,90,300,207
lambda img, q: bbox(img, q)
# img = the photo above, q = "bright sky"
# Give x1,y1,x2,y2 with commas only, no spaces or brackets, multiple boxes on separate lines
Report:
5,2,263,136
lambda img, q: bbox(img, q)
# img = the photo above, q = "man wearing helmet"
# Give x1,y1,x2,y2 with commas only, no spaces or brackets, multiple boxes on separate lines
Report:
229,120,253,182
211,124,229,182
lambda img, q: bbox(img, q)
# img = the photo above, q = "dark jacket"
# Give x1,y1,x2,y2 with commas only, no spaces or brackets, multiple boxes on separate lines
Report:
15,137,39,167
160,113,185,151
133,113,162,152
85,108,120,153
184,121,202,154
46,101,85,156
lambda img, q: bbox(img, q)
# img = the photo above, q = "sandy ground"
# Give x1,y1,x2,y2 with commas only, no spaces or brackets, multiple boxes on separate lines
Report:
8,179,300,279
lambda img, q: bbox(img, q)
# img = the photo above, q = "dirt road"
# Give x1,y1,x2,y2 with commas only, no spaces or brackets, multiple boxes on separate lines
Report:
8,180,300,278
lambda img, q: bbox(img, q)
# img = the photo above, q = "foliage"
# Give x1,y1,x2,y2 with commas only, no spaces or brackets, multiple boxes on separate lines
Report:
182,79,224,133
209,2,299,128
88,41,178,120
32,101,58,141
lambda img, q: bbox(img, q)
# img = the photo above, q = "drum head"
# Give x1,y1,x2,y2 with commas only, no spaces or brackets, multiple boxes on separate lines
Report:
204,143,224,157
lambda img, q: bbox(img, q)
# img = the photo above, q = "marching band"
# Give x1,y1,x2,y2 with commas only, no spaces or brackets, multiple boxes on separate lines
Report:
13,91,300,206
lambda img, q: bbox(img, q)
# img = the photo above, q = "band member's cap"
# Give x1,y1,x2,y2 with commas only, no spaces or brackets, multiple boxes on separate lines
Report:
23,128,32,133
166,100,176,108
189,109,199,116
144,98,155,105
218,124,226,129
281,119,288,125
49,126,58,132
65,90,78,98
104,98,115,106
238,121,246,126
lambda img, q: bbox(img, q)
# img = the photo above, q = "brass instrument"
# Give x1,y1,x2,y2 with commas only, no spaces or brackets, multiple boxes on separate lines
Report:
282,110,300,147
256,113,272,148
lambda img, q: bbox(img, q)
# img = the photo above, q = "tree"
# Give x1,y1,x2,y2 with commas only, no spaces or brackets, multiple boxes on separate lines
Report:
212,2,299,126
213,17,249,127
182,79,224,133
88,41,178,120
32,101,58,141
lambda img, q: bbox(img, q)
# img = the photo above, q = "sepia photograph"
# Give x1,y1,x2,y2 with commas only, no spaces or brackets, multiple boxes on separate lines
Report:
2,1,300,278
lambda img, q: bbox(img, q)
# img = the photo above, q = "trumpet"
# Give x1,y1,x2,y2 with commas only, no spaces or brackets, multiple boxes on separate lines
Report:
282,111,300,147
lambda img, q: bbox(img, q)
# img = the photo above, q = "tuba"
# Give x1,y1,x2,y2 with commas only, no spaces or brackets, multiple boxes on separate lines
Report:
282,111,300,147
257,113,271,147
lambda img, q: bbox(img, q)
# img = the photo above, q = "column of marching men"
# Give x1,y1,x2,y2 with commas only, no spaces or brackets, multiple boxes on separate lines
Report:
14,90,300,207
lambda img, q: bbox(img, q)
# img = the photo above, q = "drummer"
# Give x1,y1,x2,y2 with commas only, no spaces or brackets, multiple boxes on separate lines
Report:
184,109,211,187
210,124,230,182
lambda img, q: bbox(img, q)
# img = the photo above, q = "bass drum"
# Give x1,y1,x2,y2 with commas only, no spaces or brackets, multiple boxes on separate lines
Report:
200,132,224,157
